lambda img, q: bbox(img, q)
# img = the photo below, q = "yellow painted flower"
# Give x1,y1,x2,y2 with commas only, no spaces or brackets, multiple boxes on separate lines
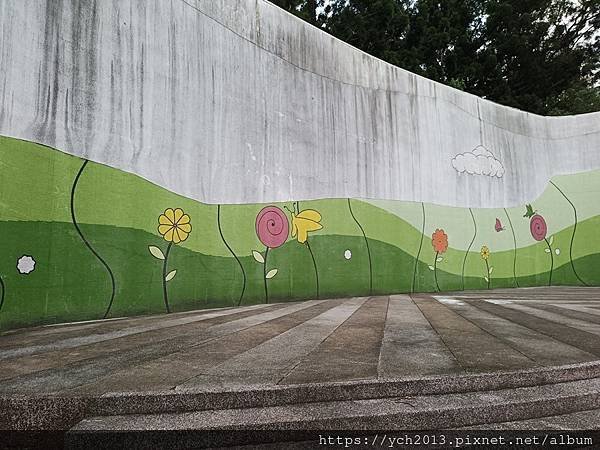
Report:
158,208,191,243
480,245,490,260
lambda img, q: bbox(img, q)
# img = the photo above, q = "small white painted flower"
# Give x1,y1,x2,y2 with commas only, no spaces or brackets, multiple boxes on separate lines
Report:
344,249,352,260
17,255,36,274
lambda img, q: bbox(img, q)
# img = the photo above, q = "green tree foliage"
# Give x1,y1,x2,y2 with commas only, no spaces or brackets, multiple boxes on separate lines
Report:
399,0,487,87
476,0,599,114
268,0,321,24
548,84,600,115
267,0,600,115
322,0,410,65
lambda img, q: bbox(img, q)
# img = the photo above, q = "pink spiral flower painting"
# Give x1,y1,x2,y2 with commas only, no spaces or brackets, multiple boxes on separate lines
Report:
530,214,547,241
255,206,289,249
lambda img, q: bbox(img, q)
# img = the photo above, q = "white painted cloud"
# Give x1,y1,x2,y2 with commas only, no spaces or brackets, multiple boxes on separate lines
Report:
451,145,505,178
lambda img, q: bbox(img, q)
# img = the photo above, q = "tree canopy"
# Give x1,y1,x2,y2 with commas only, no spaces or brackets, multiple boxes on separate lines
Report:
267,0,600,115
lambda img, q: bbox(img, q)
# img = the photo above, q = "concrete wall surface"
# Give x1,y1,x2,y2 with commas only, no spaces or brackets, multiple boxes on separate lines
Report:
0,0,599,330
0,0,599,208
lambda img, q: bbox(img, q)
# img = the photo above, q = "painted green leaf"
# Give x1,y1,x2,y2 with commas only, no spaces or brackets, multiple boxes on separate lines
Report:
165,270,177,282
549,235,554,246
545,248,551,253
436,257,443,262
266,268,278,279
555,248,561,255
489,267,494,274
428,265,435,271
252,250,265,264
484,276,489,282
149,245,165,260
524,204,536,218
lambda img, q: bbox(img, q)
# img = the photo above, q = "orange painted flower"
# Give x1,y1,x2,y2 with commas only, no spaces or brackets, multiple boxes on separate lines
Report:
431,229,448,254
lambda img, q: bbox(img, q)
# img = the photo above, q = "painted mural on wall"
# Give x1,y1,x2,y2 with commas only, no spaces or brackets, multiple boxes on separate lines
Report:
0,135,599,330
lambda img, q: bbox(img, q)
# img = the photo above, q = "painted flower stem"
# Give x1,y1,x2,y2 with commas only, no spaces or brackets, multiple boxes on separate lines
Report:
162,241,173,313
71,159,116,319
504,208,519,288
485,259,491,290
0,275,5,312
433,251,441,292
411,203,425,293
306,240,319,298
462,208,476,290
550,181,588,286
296,201,321,299
348,198,373,295
544,238,554,286
217,205,247,306
263,246,270,304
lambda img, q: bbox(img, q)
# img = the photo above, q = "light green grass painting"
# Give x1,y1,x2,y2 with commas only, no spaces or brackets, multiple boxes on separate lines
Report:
0,135,598,330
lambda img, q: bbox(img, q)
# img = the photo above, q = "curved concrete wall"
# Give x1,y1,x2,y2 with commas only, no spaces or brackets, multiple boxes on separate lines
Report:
1,0,600,331
1,0,599,208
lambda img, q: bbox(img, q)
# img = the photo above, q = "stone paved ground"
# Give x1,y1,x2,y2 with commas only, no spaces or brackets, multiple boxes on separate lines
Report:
1,287,599,396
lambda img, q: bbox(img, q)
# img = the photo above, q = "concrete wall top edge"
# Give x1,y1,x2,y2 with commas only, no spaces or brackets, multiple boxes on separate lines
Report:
0,0,598,208
215,0,600,130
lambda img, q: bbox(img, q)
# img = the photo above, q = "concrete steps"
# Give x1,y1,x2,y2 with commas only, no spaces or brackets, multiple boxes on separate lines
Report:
4,361,599,431
65,376,600,448
92,361,600,414
73,377,600,430
462,408,600,430
4,290,600,448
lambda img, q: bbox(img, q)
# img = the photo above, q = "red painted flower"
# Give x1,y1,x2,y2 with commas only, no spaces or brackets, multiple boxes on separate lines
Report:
255,206,289,249
530,214,547,241
431,229,449,254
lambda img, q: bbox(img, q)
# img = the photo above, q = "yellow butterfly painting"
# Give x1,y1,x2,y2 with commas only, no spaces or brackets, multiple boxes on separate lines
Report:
286,202,323,244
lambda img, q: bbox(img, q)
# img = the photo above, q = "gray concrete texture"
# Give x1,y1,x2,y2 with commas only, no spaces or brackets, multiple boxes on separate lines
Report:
2,287,600,431
463,408,600,430
70,377,600,430
1,0,599,208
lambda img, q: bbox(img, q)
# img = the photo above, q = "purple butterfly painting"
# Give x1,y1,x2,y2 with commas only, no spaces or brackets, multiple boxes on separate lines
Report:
495,218,505,232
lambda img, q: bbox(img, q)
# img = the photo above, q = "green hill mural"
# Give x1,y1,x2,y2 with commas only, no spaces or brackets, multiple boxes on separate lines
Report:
1,135,599,330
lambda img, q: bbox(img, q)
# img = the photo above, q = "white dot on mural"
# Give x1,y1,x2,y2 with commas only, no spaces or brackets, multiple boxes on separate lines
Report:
344,250,352,260
17,255,36,274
